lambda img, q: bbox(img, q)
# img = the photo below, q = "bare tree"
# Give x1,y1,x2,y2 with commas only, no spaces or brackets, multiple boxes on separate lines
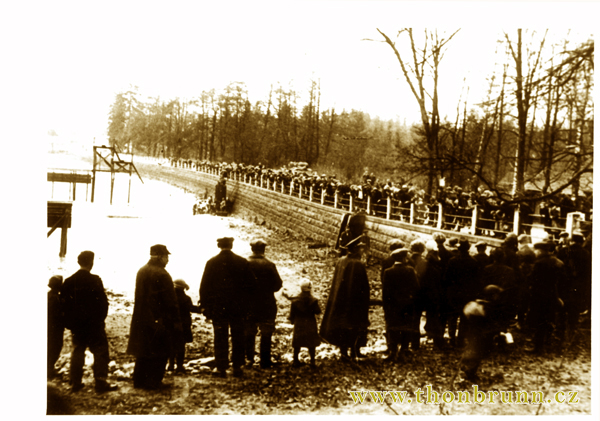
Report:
376,28,459,195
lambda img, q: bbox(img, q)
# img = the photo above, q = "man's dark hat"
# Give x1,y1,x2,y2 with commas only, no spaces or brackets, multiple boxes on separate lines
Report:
391,247,410,260
217,237,234,248
458,239,470,251
150,244,171,256
504,233,518,245
388,239,405,251
474,241,487,249
250,238,267,247
173,279,190,290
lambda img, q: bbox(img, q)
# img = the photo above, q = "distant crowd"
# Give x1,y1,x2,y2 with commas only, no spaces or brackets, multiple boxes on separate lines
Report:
170,158,593,239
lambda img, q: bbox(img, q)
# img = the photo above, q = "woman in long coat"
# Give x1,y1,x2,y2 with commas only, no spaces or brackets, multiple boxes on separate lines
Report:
320,235,370,359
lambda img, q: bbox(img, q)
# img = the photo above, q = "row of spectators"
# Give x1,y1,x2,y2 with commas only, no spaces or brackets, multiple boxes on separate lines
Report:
169,158,592,239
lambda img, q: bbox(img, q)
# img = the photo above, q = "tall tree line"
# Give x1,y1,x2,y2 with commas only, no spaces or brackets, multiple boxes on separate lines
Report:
376,29,593,200
108,34,592,197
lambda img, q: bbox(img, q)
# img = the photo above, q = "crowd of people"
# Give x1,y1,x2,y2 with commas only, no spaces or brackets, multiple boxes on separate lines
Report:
48,218,592,390
172,158,592,239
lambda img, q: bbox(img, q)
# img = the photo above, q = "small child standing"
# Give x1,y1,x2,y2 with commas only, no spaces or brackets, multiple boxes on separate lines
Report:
289,280,321,368
48,275,64,379
169,279,201,373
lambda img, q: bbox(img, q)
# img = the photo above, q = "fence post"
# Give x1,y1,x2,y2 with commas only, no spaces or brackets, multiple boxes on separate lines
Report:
244,174,247,184
349,194,353,212
437,203,443,230
334,192,339,209
290,181,294,195
386,197,391,220
471,206,478,235
321,189,325,205
513,208,520,235
367,196,371,215
309,186,313,202
299,184,303,199
281,181,285,194
267,177,270,190
410,202,415,224
261,175,264,188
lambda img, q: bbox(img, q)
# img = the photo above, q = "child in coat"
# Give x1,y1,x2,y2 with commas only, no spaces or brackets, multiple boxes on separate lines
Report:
48,275,64,379
289,280,321,367
169,279,202,373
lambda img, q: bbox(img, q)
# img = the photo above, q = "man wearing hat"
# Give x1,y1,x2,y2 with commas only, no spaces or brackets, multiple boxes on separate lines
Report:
378,239,405,354
128,244,181,390
199,237,257,378
62,251,117,393
527,238,566,354
556,231,592,341
382,248,420,360
380,239,405,285
320,234,370,360
472,241,491,273
444,239,480,348
244,238,283,369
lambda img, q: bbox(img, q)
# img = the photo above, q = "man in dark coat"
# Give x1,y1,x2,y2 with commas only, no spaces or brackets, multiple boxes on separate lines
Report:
556,232,592,342
62,251,117,393
380,239,405,285
472,241,491,273
420,242,446,350
48,275,64,379
444,239,480,348
380,239,405,354
199,237,257,378
215,175,227,212
128,244,181,390
480,248,518,326
528,238,565,354
320,235,370,360
461,285,504,381
244,238,283,369
382,248,420,361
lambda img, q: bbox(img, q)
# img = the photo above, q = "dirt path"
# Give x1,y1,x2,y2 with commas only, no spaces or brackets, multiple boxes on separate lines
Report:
46,152,592,415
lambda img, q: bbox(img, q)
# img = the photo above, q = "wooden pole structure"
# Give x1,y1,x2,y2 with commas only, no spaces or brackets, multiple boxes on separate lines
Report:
91,146,97,203
110,150,115,205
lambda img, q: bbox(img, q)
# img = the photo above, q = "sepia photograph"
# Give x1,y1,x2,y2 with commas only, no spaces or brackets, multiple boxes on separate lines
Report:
3,0,596,417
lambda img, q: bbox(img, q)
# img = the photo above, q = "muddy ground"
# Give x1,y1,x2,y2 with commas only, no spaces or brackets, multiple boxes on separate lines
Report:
46,153,593,415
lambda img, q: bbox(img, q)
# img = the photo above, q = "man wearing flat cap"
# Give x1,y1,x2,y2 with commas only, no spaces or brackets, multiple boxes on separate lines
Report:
320,234,370,360
473,241,491,273
200,237,257,378
62,251,117,393
244,238,283,368
128,244,181,390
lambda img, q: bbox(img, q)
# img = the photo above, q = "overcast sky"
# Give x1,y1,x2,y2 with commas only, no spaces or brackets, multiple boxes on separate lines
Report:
4,1,596,144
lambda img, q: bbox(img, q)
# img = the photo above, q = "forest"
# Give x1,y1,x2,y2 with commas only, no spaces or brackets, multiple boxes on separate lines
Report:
107,30,593,201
